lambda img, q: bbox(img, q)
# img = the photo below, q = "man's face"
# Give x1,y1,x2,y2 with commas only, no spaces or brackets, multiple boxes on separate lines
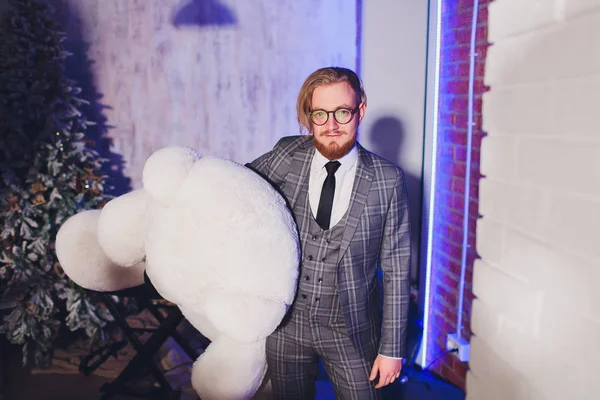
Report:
310,81,365,160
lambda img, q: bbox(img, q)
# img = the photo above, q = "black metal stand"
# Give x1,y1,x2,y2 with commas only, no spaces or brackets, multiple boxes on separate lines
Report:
81,274,202,400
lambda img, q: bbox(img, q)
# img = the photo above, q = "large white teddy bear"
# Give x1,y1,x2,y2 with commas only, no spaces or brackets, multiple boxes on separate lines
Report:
55,147,300,400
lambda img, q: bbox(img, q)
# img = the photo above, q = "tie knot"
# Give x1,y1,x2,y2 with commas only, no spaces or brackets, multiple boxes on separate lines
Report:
325,161,341,176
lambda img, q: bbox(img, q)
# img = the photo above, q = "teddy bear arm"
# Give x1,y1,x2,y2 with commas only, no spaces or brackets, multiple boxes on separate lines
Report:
97,189,150,267
55,210,146,291
191,335,266,400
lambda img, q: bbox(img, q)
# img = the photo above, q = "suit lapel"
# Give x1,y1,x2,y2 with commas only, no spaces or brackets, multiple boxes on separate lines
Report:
283,136,314,210
339,144,374,259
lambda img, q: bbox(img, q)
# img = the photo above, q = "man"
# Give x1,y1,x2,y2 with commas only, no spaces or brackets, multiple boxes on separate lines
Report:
249,67,411,399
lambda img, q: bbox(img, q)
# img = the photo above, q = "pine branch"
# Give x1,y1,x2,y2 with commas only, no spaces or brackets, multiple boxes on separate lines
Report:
0,0,129,366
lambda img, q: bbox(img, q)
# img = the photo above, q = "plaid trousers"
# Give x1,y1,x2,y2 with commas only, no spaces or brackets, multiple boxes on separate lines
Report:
266,309,379,400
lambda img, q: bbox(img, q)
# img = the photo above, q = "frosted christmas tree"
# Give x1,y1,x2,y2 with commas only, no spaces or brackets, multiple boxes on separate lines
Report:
0,0,125,365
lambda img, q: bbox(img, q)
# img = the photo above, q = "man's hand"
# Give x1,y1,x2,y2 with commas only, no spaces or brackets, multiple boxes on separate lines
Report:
369,355,403,389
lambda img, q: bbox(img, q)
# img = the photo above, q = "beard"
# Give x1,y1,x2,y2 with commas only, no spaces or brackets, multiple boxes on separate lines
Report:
312,131,356,160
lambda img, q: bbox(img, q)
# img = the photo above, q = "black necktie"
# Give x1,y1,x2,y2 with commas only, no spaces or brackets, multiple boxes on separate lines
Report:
316,161,341,230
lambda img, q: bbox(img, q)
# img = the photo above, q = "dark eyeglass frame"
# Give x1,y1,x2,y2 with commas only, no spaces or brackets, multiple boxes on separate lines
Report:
309,104,361,126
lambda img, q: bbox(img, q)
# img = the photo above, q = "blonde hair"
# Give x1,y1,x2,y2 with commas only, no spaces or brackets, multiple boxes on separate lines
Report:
296,67,367,134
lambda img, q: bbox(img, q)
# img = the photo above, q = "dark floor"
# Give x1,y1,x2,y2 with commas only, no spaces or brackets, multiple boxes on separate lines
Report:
1,342,464,400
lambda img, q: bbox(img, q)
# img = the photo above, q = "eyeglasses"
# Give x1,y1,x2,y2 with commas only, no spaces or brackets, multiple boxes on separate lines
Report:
309,105,360,126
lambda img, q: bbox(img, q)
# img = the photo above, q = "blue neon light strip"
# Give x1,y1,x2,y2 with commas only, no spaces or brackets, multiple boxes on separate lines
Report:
419,0,442,368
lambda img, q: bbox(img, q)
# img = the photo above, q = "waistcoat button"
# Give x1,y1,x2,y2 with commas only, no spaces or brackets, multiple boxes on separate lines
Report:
307,255,313,261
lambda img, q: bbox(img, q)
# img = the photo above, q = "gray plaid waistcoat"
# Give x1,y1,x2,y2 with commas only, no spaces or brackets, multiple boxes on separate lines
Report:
291,174,348,325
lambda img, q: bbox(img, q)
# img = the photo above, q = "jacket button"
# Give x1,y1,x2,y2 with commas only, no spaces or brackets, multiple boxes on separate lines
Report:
304,275,310,281
311,235,317,241
315,298,320,303
326,239,331,244
301,294,307,299
321,257,326,262
307,255,313,261
318,278,323,283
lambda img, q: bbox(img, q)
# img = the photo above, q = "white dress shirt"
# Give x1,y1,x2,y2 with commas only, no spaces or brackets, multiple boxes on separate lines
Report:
308,146,358,226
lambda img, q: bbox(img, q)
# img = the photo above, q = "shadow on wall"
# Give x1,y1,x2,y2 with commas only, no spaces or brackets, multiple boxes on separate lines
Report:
367,116,423,284
172,0,237,27
48,0,131,195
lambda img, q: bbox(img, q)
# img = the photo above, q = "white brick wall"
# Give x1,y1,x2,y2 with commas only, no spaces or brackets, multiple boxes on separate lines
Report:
469,0,600,399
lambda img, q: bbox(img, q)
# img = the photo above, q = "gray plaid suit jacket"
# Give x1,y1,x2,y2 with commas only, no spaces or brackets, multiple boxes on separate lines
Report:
249,135,411,359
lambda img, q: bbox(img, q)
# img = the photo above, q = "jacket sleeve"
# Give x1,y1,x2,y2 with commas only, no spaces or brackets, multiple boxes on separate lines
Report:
378,170,411,358
246,149,273,177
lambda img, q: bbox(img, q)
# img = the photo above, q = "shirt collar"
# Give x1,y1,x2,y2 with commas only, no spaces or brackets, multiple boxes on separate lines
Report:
312,143,359,173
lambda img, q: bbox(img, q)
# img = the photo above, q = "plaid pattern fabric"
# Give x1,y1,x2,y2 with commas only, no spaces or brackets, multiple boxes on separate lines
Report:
266,310,378,400
291,187,346,325
249,135,411,359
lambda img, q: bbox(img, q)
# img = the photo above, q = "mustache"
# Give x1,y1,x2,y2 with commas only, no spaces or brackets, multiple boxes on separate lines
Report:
319,130,346,136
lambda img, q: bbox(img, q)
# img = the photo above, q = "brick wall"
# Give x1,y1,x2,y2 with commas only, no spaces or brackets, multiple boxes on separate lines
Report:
468,0,600,399
427,0,490,389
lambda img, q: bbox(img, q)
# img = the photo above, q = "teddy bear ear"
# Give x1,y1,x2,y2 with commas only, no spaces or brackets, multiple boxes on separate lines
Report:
142,146,201,206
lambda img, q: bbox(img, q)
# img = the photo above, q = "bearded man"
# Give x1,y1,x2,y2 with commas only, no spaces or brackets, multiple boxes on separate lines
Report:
249,66,411,400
